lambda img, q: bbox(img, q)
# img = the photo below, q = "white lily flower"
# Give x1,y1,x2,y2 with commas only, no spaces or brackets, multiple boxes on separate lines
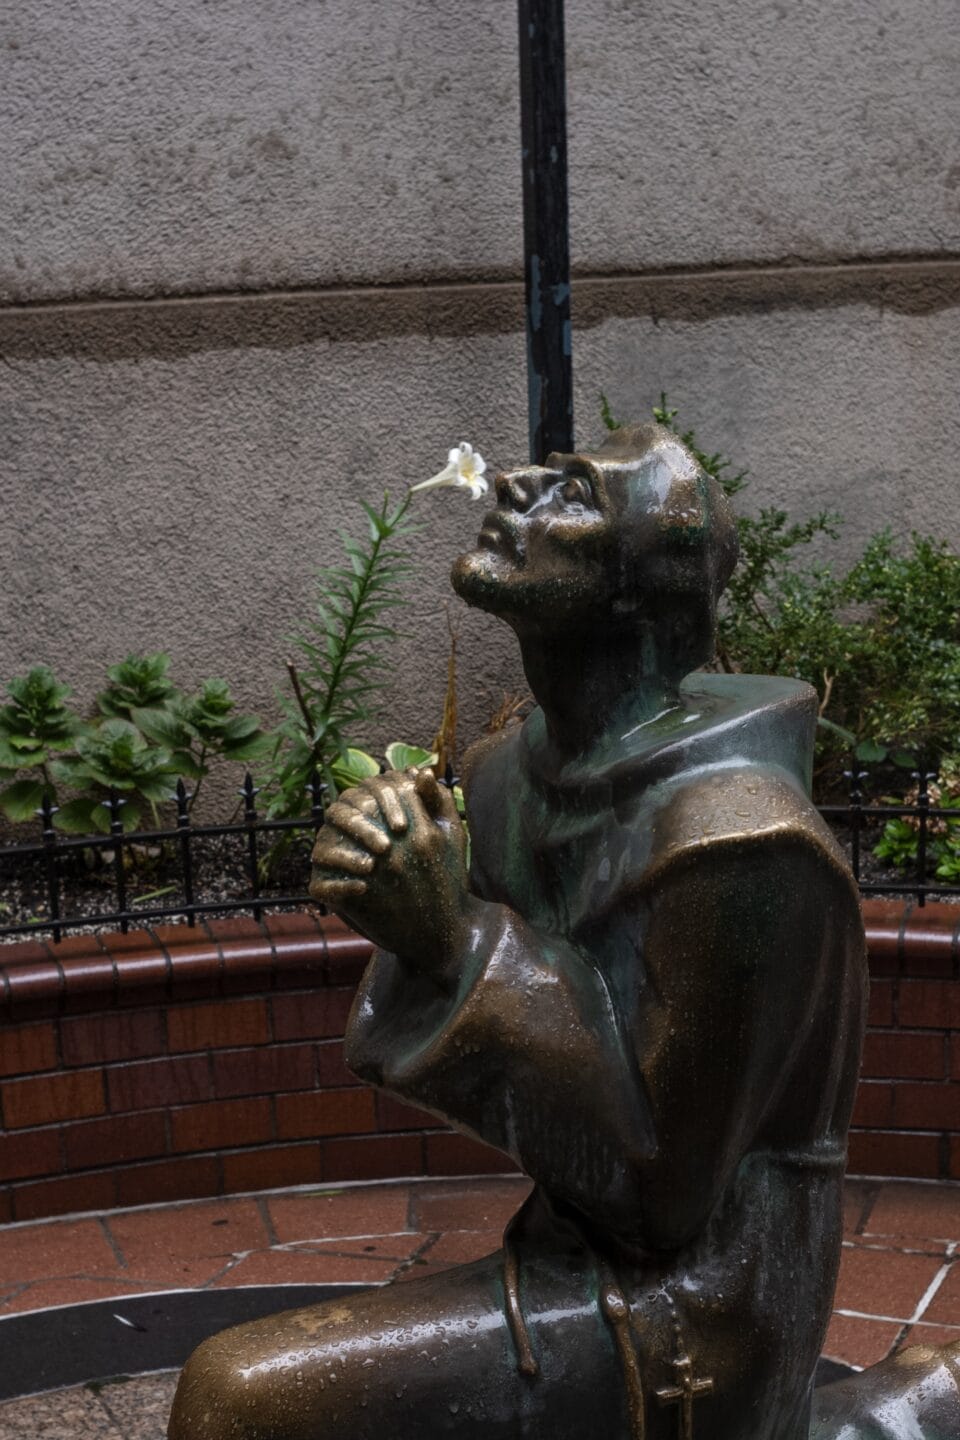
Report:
410,442,488,499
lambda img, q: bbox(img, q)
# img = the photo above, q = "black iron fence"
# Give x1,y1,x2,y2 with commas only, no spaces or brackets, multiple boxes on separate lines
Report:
0,774,329,944
0,762,957,944
819,763,960,907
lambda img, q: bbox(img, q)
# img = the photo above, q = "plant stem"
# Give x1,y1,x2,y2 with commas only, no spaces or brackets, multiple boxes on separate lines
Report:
188,745,208,814
286,659,316,738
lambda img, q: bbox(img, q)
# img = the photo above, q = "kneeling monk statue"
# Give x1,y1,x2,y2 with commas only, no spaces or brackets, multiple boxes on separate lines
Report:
169,424,960,1439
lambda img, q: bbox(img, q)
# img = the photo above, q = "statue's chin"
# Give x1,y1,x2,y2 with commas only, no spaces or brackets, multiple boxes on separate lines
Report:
450,548,517,613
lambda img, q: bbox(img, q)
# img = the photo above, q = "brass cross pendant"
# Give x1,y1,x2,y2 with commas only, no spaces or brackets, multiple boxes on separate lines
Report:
656,1353,714,1440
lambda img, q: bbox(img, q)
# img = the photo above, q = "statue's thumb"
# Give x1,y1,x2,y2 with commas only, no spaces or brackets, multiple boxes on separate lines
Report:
414,767,450,820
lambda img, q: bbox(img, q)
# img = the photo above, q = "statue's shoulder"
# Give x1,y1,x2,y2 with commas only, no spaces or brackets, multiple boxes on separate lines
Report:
645,761,853,893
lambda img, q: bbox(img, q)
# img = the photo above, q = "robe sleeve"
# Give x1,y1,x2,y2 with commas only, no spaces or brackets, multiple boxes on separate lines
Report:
345,898,657,1224
344,767,864,1251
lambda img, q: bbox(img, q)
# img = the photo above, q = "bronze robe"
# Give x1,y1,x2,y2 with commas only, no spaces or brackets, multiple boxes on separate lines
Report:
346,674,867,1440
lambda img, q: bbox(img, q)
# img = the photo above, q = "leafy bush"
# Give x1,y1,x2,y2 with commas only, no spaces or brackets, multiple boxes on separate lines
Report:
0,656,267,834
132,678,270,809
51,719,179,834
98,653,178,720
0,667,84,819
873,766,960,882
600,394,960,790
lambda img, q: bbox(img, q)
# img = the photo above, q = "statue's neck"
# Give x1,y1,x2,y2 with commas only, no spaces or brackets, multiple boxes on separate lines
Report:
516,622,693,759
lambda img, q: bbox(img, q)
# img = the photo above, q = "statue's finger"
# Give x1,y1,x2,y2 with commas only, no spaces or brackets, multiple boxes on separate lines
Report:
362,779,407,833
327,806,390,855
309,877,368,902
340,790,380,818
415,768,459,823
414,767,445,817
313,842,375,875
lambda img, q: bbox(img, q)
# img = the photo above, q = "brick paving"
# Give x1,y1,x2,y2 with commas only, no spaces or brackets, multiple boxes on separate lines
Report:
0,1175,957,1368
827,1177,960,1366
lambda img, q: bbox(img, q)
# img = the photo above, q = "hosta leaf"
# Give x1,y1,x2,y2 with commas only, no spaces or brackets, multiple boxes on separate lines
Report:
330,748,380,790
385,742,436,771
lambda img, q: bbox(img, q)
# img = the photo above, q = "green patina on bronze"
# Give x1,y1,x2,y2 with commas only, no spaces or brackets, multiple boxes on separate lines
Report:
168,425,960,1439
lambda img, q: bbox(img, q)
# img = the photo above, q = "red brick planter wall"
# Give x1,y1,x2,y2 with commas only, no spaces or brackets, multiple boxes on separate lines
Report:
853,900,960,1181
0,899,957,1222
0,915,509,1223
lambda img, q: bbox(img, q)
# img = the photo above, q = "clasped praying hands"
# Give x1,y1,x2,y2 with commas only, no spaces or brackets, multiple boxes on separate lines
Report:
309,766,471,980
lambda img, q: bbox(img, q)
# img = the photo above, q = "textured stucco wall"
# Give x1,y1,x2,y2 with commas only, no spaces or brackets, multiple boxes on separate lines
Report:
2,0,959,796
5,0,959,303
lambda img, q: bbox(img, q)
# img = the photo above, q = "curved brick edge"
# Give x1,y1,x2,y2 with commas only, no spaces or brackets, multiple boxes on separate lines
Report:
0,898,955,1014
861,898,960,977
0,913,374,1020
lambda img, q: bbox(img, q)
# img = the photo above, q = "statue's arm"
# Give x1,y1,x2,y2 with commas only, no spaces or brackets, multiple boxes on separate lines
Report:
311,764,654,1224
344,888,658,1230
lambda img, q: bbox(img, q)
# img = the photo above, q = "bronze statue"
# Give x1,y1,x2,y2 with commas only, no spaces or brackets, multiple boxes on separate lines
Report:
168,425,960,1438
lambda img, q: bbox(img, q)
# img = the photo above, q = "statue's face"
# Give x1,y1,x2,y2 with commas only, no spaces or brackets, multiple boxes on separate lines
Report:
451,456,617,626
452,429,733,632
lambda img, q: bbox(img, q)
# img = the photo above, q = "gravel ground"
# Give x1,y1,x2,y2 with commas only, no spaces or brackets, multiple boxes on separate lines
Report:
0,828,319,944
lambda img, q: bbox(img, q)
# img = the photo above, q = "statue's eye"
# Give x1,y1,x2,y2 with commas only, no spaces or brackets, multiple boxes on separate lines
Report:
561,476,590,505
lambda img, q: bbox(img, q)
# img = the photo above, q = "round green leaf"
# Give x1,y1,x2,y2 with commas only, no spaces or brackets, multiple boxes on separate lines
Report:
0,779,46,821
384,742,437,771
53,798,99,835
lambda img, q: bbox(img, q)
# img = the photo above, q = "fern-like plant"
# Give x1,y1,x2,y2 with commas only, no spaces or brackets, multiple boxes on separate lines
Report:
265,493,418,817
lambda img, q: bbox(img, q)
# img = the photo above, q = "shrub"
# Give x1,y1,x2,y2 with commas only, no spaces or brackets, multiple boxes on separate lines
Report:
0,656,267,833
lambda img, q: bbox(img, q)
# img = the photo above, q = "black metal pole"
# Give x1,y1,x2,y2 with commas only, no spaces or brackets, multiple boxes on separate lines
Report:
518,0,573,463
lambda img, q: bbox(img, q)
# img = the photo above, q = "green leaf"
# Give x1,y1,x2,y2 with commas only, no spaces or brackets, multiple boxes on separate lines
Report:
599,391,621,432
137,775,178,804
330,748,380,791
0,779,46,821
854,740,888,763
817,717,856,744
90,800,142,834
170,749,205,780
221,732,272,763
384,742,436,771
8,735,45,753
50,755,93,787
131,706,190,748
53,798,99,835
0,736,26,769
220,715,260,743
